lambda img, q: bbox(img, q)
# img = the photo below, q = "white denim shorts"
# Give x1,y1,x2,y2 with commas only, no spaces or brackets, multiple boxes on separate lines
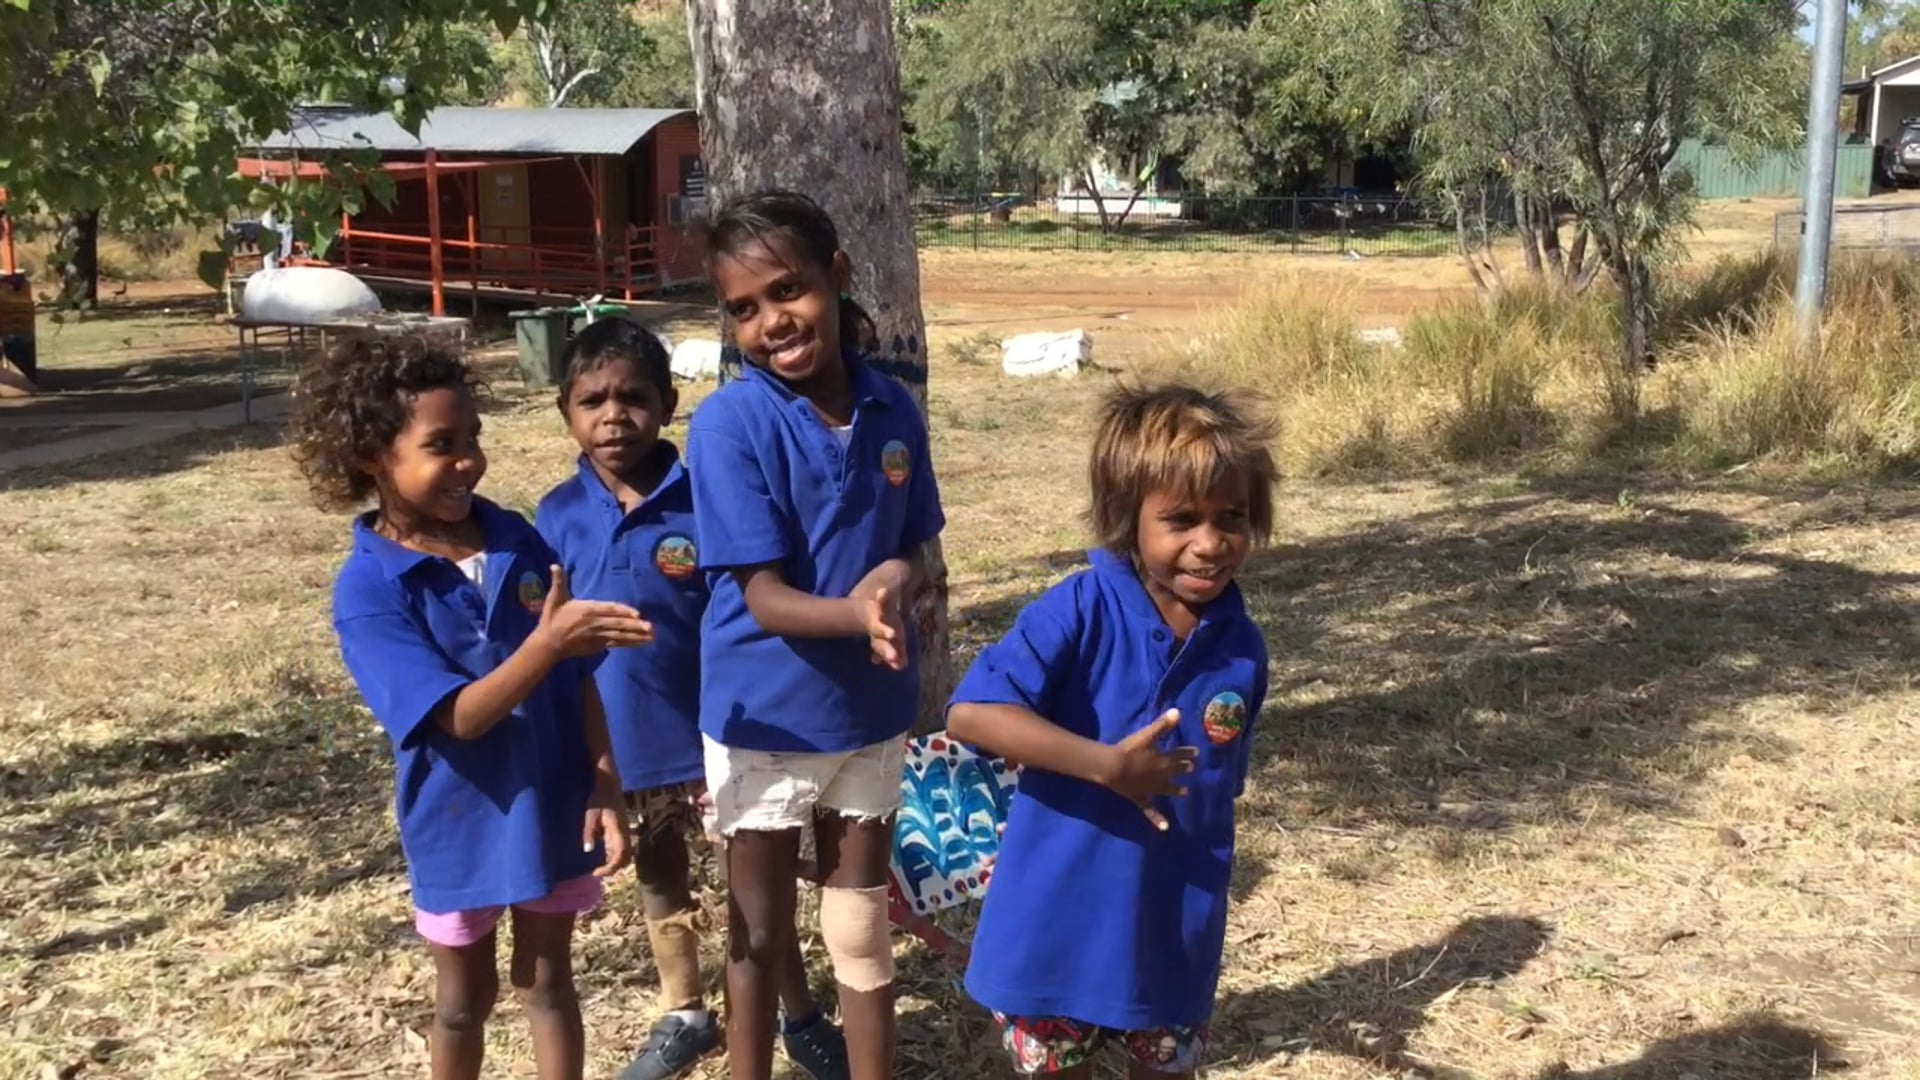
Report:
703,735,906,837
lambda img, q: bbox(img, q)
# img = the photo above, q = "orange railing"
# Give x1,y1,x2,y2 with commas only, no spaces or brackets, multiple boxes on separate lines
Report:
337,220,661,302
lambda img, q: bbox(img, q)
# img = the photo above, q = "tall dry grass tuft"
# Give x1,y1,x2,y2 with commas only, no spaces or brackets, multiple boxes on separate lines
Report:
1174,251,1920,476
1167,280,1419,475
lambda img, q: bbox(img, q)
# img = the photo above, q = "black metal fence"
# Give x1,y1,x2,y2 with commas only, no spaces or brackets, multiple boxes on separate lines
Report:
916,192,1504,257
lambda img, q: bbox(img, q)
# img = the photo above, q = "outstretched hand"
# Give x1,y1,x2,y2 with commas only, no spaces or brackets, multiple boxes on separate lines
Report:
537,564,653,657
1101,709,1197,831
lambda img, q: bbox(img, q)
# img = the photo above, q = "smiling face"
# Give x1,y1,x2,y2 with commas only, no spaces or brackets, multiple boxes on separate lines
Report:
372,385,486,530
710,235,852,390
1134,472,1254,625
563,356,675,489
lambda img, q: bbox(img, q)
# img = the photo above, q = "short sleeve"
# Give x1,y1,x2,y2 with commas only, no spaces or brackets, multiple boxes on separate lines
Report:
688,399,789,570
899,410,945,553
532,494,567,569
948,584,1080,721
335,609,471,750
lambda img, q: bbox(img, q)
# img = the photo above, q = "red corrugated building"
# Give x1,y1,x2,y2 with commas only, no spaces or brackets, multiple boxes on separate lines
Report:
242,106,708,309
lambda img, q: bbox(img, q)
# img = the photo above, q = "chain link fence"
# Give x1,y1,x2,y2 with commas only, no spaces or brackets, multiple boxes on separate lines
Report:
916,192,1508,257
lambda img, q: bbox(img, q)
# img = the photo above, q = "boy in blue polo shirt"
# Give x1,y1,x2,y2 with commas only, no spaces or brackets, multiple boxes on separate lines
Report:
290,333,649,1080
947,382,1278,1078
689,191,945,1080
534,319,849,1080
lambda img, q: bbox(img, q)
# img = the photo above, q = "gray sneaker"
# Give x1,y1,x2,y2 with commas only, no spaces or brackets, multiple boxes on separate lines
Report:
781,1012,851,1080
619,1011,720,1080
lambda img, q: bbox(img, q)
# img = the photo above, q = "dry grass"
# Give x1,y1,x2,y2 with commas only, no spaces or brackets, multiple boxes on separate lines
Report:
1166,250,1920,480
5,219,1920,1079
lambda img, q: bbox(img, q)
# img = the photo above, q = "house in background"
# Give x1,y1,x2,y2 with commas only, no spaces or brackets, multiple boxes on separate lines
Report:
1848,54,1920,153
242,106,706,308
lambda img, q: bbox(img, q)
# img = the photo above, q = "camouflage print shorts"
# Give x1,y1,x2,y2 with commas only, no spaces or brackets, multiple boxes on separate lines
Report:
623,781,707,841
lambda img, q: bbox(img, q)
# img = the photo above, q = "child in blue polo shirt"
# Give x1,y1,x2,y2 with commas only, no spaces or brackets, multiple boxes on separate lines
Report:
947,382,1278,1078
534,318,849,1080
290,333,649,1080
688,190,945,1080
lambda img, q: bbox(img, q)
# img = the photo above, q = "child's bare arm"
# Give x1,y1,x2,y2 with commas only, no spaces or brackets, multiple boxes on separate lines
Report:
580,678,631,876
434,565,652,740
733,558,913,669
949,704,1195,830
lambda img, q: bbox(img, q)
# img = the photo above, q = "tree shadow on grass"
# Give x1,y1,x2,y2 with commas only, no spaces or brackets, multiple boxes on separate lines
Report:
948,486,1920,833
1534,1014,1845,1079
1214,913,1551,1075
1238,487,1920,829
0,689,400,959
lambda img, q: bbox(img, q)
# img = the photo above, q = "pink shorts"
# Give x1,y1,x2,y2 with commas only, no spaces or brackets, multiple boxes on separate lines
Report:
413,874,605,948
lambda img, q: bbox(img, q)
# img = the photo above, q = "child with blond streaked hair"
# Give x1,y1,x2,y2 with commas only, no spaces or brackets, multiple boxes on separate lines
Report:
948,381,1279,1079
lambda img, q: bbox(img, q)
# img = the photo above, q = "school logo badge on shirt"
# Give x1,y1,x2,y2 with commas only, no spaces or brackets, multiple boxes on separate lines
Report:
654,534,697,581
1202,690,1247,745
517,570,548,613
881,439,911,487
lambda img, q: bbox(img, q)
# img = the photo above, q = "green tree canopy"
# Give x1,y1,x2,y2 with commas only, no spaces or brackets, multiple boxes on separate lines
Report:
0,0,547,292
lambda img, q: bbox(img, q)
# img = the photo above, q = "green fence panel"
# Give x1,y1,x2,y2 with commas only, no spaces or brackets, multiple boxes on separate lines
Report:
1672,139,1874,199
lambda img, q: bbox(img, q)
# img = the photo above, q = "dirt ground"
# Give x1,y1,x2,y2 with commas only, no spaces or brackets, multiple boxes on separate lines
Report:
5,201,1919,1079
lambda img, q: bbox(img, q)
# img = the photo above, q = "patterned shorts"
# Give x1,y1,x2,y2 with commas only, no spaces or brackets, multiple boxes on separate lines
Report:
624,781,705,840
996,1013,1208,1074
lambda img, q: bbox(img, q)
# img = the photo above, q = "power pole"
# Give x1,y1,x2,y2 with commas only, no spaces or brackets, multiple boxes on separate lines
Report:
1795,0,1849,348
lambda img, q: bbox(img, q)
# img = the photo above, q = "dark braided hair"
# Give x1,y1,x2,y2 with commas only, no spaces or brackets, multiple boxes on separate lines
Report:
698,189,879,354
288,331,483,510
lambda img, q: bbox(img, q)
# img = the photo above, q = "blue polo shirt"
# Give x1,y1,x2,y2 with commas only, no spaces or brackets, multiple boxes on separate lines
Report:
686,355,945,752
953,549,1269,1029
536,447,706,793
331,497,602,914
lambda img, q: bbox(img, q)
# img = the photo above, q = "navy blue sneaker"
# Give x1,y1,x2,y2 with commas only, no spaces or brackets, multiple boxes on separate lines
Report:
619,1011,720,1080
781,1011,851,1080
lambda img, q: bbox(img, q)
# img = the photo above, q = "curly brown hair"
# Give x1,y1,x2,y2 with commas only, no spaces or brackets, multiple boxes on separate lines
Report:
288,331,483,511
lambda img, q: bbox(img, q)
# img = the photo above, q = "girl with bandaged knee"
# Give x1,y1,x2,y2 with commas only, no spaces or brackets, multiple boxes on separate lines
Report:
686,190,945,1080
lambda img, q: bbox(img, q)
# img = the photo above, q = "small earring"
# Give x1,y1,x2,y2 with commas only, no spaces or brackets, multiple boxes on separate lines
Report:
839,291,852,300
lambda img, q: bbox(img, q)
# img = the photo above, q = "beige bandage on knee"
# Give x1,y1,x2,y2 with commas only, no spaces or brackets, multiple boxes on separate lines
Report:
819,885,894,992
645,909,706,1011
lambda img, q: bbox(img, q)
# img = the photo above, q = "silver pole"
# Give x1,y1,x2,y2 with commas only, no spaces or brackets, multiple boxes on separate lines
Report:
1795,0,1849,348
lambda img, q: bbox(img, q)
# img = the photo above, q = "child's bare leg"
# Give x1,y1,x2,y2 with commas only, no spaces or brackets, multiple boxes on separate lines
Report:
814,810,896,1080
428,934,498,1080
510,909,584,1080
634,822,704,1011
725,827,802,1080
776,934,820,1017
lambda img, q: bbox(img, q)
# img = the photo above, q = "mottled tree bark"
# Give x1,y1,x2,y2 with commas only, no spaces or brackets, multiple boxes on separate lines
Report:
686,0,953,735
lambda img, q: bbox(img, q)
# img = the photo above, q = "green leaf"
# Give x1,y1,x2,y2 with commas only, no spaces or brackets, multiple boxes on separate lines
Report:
197,249,230,292
311,216,340,259
85,53,110,97
5,0,30,11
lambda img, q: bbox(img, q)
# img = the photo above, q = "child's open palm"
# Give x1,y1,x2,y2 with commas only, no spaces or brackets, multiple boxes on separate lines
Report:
850,560,912,671
1103,709,1198,831
536,565,654,657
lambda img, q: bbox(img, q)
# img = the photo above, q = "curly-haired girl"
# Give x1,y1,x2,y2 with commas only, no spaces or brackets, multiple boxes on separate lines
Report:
290,332,650,1080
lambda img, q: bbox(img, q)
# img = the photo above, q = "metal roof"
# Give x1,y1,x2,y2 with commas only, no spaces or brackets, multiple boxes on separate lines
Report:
257,106,694,156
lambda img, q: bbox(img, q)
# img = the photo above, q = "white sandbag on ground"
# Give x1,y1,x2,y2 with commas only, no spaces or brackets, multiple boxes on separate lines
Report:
240,267,381,325
671,339,724,380
1001,330,1089,378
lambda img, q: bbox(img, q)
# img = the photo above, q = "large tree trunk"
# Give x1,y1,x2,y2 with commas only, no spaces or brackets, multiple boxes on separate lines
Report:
686,0,953,736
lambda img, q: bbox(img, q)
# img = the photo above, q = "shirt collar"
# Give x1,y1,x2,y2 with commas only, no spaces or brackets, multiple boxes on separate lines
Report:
353,496,524,581
742,351,894,411
1088,547,1248,628
574,442,687,508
